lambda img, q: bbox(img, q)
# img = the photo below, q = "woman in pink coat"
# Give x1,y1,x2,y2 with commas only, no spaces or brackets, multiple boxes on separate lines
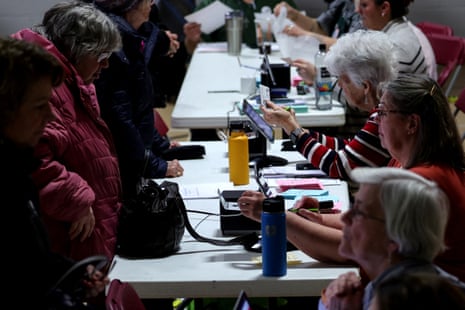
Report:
12,1,123,261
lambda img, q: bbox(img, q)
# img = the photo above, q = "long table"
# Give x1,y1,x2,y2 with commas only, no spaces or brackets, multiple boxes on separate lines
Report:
172,43,346,129
108,141,357,299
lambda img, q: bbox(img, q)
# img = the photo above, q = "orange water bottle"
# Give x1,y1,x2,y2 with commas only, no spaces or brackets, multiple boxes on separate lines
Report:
228,123,249,185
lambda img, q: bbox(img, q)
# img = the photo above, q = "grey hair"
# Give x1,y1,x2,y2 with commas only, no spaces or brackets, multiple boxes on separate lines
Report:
351,167,449,261
35,1,122,64
380,73,465,170
325,30,398,87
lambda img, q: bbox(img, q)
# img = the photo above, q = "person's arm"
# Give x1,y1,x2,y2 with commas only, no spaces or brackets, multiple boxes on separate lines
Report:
286,211,348,263
274,1,326,34
32,109,96,228
260,102,391,181
183,22,202,55
238,190,348,263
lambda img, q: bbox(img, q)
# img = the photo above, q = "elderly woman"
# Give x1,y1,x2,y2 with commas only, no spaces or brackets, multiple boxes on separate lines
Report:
239,30,395,263
378,73,465,281
93,0,185,200
0,37,109,309
11,1,123,261
320,167,465,310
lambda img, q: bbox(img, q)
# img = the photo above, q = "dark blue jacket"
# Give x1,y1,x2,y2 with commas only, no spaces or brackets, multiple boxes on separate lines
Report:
96,15,171,199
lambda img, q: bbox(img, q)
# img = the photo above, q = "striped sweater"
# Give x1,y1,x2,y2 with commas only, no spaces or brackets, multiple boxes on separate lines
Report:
296,109,391,182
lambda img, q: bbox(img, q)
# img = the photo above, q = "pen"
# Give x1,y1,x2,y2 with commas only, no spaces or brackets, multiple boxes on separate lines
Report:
208,90,240,93
288,207,319,213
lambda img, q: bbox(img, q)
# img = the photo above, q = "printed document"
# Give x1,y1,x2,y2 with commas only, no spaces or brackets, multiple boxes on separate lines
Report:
185,0,233,35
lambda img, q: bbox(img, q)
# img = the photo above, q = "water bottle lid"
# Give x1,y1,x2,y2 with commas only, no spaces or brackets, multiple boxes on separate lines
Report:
263,196,285,212
319,43,326,52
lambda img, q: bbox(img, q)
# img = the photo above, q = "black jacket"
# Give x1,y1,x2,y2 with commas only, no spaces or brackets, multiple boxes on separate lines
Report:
95,15,171,199
0,138,73,308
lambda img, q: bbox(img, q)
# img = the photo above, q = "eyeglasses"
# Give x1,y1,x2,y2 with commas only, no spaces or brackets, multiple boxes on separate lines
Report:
376,108,409,119
346,206,385,223
97,52,112,63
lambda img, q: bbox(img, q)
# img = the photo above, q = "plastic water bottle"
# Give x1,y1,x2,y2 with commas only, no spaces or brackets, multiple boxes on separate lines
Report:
314,43,333,110
228,123,249,185
261,196,287,277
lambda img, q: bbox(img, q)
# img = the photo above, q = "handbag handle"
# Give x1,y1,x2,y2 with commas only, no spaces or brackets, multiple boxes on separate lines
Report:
161,181,261,252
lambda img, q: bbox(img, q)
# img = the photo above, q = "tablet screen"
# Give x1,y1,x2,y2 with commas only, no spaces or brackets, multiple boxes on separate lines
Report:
242,99,274,143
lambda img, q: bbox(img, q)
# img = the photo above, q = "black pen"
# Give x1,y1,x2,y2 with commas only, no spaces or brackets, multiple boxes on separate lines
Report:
208,90,239,93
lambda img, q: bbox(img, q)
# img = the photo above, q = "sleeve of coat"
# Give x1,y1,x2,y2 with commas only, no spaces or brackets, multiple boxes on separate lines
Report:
31,116,95,222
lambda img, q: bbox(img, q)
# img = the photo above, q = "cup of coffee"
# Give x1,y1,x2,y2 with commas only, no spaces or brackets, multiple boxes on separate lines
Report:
225,10,244,56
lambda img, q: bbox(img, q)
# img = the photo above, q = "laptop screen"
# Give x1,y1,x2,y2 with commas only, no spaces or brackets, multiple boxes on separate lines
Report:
233,290,252,310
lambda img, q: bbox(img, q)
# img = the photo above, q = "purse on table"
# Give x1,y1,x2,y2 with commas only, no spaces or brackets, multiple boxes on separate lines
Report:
116,179,260,258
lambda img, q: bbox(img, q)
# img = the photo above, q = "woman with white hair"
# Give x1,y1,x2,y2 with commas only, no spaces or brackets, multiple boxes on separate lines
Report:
320,167,465,309
239,30,396,263
264,29,396,182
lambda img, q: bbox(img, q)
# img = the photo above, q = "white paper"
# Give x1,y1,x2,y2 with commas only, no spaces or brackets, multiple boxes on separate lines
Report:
179,182,235,199
263,166,327,178
185,0,233,35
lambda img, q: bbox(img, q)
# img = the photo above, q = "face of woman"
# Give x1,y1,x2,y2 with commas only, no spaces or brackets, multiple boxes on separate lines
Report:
74,53,110,85
3,76,55,147
357,0,386,30
339,184,390,269
377,92,409,160
140,0,153,21
337,74,367,110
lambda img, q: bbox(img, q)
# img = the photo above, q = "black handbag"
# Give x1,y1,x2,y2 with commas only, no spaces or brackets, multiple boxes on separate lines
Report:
116,179,260,259
117,178,185,258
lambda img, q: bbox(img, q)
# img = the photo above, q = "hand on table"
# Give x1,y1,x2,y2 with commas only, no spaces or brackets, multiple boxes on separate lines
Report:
238,190,266,222
166,159,184,177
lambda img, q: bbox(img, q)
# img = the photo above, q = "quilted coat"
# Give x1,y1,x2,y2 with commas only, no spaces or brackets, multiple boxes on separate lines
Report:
12,29,123,261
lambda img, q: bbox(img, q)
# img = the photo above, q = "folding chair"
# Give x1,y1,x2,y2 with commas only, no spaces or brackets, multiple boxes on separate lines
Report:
425,33,465,97
154,109,170,137
416,21,454,36
453,87,465,141
106,279,146,310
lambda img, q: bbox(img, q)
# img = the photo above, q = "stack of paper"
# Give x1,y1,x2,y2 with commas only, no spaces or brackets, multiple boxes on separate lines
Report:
275,178,324,191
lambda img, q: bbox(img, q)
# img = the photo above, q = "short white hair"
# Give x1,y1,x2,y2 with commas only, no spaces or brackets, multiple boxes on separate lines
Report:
351,167,449,261
325,30,398,87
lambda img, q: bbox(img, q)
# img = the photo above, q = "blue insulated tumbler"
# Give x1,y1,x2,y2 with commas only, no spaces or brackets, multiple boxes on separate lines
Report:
261,196,286,277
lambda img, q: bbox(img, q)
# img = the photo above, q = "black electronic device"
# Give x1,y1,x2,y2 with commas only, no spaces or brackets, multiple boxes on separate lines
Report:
260,47,291,92
241,99,288,167
219,190,261,236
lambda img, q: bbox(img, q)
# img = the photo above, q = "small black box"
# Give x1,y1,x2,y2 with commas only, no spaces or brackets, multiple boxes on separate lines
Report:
261,63,291,91
219,190,261,236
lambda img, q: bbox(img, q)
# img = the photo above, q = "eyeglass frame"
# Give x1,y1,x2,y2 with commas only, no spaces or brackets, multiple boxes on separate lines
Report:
97,52,112,63
375,104,410,119
345,205,385,223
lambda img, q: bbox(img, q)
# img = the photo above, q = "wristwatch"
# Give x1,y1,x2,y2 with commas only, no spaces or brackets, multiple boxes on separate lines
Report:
290,127,304,145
